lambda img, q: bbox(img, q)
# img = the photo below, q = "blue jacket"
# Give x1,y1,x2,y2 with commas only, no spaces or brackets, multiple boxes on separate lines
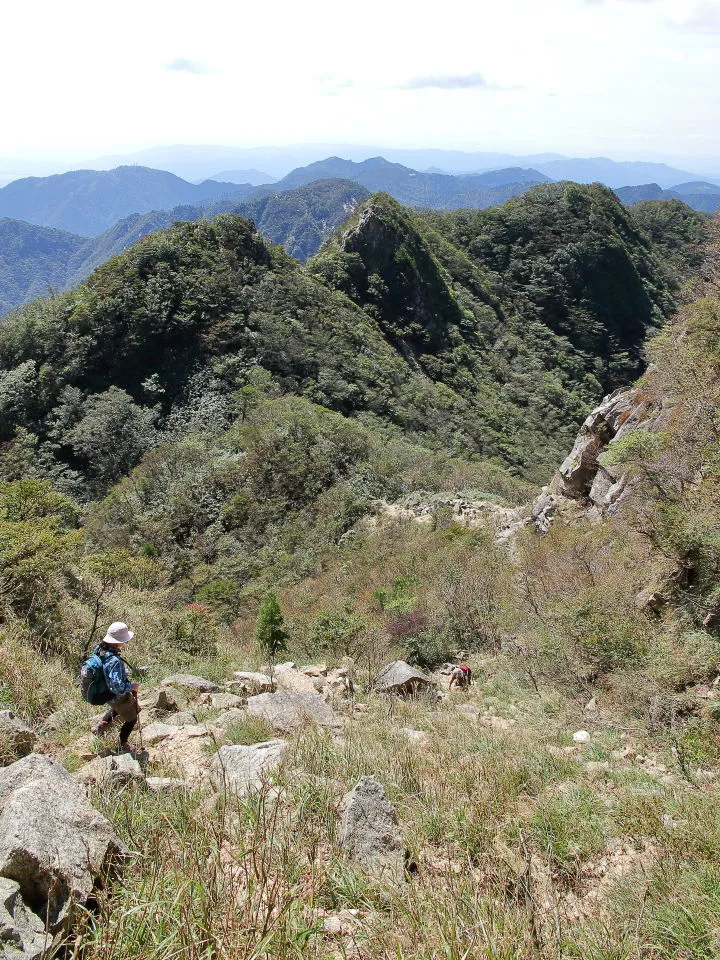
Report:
97,646,132,697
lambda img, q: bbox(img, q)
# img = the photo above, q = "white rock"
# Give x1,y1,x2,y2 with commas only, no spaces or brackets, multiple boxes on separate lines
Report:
210,741,288,796
573,730,591,743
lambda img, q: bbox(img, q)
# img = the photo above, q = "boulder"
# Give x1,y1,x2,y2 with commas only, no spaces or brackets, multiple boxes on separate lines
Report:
139,688,183,712
146,724,225,784
0,877,48,960
246,691,342,734
140,722,178,746
0,755,125,930
75,753,145,788
210,740,288,796
339,776,405,885
374,661,435,696
0,713,37,765
398,728,428,746
273,665,323,695
160,675,219,694
231,672,275,694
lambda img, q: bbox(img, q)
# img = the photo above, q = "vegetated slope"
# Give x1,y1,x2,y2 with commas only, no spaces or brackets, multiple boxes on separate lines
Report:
273,156,551,209
311,184,679,474
0,181,371,314
226,179,370,261
0,218,84,315
629,199,710,283
537,157,713,189
0,183,684,500
0,166,254,236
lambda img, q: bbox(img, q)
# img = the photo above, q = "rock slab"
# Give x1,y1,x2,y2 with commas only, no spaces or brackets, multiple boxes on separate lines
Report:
339,776,405,885
210,740,288,796
246,691,341,733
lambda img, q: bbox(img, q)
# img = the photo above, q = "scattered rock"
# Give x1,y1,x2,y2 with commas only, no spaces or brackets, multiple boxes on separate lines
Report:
322,915,343,936
161,675,220,693
0,754,125,931
339,776,405,886
246,691,342,734
210,741,288,796
584,697,598,713
573,730,591,743
231,672,275,694
301,664,328,678
0,713,37,765
76,753,145,788
0,877,48,960
374,661,435,696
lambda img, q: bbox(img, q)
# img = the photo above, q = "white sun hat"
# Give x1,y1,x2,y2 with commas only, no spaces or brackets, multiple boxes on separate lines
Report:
102,622,134,645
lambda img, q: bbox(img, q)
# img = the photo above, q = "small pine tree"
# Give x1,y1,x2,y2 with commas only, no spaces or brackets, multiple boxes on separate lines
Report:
255,592,288,668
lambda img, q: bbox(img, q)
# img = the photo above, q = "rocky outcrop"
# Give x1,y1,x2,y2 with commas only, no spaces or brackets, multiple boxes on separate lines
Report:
210,741,288,796
339,776,405,885
374,661,435,696
0,713,37,765
0,754,124,935
368,498,527,542
246,691,342,734
533,387,662,529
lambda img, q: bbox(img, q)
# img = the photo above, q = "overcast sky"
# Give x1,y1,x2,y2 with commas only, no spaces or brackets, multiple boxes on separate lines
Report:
2,0,719,165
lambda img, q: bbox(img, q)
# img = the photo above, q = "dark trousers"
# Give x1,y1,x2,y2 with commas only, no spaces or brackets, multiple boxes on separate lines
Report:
101,690,138,744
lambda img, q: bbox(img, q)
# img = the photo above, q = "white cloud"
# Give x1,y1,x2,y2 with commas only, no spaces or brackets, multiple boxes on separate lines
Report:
165,58,215,75
0,0,718,164
399,72,493,90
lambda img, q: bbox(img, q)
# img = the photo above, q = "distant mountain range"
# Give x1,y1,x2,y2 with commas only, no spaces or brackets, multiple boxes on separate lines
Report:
0,166,255,236
207,169,276,185
87,143,720,185
615,181,720,214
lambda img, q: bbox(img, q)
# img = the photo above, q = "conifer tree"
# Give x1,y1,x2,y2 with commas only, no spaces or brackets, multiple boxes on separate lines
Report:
255,592,288,669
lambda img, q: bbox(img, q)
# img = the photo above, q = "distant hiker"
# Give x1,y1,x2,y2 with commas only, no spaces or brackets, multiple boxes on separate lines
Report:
82,622,140,752
449,664,472,691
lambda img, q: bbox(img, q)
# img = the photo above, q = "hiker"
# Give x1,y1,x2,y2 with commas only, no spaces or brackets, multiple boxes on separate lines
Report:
449,663,472,691
87,622,140,751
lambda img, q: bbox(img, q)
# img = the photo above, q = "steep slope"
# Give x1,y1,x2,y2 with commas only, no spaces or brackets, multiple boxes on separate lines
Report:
0,166,254,236
0,218,85,314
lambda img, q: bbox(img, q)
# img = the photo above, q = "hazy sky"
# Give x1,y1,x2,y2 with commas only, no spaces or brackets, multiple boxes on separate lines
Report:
2,0,719,164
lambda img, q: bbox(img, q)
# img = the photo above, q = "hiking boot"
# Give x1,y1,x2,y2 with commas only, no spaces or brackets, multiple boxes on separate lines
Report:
91,719,112,736
120,742,137,754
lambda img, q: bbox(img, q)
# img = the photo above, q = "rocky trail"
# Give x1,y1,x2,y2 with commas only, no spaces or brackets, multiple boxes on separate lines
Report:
2,651,717,959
